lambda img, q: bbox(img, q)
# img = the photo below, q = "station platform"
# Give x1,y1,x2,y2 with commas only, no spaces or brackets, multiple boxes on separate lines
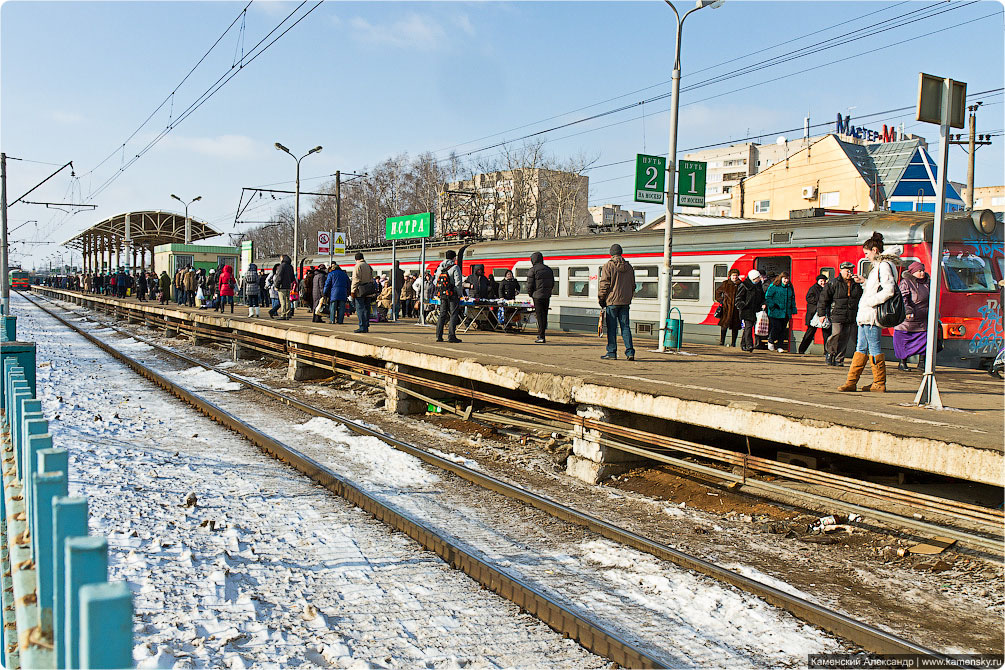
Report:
31,287,1004,487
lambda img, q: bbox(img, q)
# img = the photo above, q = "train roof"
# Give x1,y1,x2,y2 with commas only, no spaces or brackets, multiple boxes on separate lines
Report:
287,210,1000,267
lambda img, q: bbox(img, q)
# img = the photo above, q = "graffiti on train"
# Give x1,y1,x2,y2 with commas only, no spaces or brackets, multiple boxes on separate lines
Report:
970,299,1003,354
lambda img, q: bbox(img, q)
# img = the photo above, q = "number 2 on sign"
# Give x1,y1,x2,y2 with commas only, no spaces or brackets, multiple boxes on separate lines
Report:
645,166,659,189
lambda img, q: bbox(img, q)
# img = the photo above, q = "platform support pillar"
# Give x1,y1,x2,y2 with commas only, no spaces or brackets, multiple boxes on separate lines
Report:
566,405,643,484
286,346,328,382
232,340,256,362
383,363,426,415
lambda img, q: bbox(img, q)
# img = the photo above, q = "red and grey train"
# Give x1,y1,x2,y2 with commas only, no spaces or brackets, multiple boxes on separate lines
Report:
305,210,1003,368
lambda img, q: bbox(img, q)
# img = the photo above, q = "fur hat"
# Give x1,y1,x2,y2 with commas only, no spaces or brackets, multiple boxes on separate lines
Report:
609,244,623,256
746,269,761,282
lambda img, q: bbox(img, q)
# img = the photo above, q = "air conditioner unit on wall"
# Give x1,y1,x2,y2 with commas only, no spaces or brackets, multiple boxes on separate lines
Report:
801,186,818,199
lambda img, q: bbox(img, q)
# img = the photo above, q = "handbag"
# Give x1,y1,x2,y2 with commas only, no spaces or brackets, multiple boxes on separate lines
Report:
754,310,769,337
314,297,329,315
876,262,906,328
713,303,723,320
355,280,377,299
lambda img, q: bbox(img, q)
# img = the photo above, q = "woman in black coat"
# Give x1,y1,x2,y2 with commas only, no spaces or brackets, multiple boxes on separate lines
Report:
797,274,832,354
499,270,519,300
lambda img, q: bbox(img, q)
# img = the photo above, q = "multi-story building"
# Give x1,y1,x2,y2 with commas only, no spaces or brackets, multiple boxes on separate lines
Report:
730,135,965,219
588,204,645,232
679,136,821,216
441,168,591,239
964,185,1005,212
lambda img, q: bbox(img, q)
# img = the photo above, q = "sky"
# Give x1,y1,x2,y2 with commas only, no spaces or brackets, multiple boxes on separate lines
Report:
2,0,1003,270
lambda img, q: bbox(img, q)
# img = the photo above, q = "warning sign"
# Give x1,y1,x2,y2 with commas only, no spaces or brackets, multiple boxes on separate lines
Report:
317,231,330,255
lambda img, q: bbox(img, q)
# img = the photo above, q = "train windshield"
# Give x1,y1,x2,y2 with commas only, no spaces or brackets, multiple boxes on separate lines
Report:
940,246,1000,292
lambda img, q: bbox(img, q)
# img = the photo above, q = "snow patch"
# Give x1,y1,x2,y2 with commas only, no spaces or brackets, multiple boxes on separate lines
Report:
168,366,243,391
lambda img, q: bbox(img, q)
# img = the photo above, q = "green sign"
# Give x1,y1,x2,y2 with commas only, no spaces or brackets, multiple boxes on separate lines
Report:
634,154,666,204
677,160,707,207
385,212,433,240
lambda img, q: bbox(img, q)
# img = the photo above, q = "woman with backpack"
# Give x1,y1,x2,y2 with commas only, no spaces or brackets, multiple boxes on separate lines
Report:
839,232,897,393
434,250,463,343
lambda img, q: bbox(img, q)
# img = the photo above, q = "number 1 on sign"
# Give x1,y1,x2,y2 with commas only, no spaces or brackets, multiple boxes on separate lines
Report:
687,171,696,194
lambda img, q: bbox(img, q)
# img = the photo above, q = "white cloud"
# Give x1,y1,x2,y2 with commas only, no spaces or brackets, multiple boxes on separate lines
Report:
48,110,85,125
163,134,262,160
348,13,447,50
452,14,474,36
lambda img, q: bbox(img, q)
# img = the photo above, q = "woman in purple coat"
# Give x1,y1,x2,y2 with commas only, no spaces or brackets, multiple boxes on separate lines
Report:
894,261,930,370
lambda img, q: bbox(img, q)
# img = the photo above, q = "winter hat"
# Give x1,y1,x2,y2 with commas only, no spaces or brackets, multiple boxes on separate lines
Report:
746,269,761,282
840,261,855,270
609,244,623,256
816,274,827,282
908,261,925,274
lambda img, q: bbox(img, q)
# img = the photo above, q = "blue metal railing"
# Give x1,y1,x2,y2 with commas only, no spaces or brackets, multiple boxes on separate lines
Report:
1,314,133,669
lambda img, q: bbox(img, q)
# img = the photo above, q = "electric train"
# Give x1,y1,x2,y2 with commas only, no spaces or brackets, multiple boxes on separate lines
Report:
295,210,1003,368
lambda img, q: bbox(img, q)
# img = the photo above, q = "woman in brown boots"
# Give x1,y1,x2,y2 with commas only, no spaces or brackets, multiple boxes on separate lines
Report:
838,231,897,392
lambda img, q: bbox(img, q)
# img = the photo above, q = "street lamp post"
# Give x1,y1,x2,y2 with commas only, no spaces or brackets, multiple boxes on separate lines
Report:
170,194,202,245
658,0,723,353
274,143,322,273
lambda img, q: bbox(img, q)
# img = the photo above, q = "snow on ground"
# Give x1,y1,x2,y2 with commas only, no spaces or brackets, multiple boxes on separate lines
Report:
166,366,244,392
16,295,604,669
33,295,850,667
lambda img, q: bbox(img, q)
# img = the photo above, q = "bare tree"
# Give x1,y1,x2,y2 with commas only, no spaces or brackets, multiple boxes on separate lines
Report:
542,152,598,237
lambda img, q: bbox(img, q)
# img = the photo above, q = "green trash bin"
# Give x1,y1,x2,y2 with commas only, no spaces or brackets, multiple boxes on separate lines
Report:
664,307,683,350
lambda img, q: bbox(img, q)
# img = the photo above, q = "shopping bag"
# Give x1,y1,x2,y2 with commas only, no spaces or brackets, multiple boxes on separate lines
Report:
754,310,769,337
810,313,830,329
314,297,328,315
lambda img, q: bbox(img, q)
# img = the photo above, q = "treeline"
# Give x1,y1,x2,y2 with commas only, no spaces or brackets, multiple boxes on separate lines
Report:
243,141,597,259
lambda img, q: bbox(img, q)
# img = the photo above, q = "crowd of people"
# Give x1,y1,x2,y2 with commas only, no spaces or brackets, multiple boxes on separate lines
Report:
711,231,933,392
48,231,937,388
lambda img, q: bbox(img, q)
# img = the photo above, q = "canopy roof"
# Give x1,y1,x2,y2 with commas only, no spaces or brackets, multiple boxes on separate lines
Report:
62,210,219,250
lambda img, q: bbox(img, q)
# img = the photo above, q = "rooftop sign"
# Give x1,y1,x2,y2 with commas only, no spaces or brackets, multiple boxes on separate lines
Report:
836,114,900,143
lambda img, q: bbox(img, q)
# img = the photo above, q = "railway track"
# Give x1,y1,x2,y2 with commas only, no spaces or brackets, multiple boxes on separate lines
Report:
24,291,955,661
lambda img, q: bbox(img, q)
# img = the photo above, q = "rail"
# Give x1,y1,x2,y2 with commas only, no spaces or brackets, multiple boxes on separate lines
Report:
25,291,957,659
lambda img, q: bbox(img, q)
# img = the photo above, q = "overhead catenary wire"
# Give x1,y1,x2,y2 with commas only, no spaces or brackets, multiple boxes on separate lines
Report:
433,4,991,168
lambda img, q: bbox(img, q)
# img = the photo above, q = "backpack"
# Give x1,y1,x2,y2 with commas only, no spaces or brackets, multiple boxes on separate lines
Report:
436,268,457,300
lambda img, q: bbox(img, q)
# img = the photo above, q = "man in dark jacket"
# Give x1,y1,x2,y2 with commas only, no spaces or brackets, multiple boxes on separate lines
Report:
817,262,863,366
598,244,636,360
735,268,766,353
392,260,405,321
275,255,296,319
323,262,351,324
524,252,555,344
136,271,148,302
797,274,831,355
463,265,490,299
434,250,464,343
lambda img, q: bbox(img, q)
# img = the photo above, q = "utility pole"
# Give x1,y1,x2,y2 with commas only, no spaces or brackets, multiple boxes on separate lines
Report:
1,153,9,316
334,170,341,234
948,102,992,209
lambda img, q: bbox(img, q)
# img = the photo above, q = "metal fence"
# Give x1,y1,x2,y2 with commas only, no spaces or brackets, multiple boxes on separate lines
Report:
1,312,133,669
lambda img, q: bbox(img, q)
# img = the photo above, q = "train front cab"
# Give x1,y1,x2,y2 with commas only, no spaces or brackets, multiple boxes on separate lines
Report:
936,210,1003,369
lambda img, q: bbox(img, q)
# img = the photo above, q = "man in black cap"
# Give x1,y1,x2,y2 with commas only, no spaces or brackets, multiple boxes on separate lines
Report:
597,244,636,360
525,252,554,343
817,261,863,366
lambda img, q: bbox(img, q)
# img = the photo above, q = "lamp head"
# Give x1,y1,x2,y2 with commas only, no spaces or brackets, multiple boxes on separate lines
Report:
275,142,291,154
697,0,724,7
171,194,181,202
309,146,323,155
192,196,202,203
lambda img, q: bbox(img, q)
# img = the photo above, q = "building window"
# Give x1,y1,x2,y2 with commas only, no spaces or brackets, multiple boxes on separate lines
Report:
722,185,731,194
754,200,770,214
568,266,590,297
723,171,746,181
672,265,701,301
992,196,1005,206
975,198,983,206
820,191,840,207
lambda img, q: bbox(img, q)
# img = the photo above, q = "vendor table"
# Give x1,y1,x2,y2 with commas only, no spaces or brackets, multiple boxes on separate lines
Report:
429,299,536,332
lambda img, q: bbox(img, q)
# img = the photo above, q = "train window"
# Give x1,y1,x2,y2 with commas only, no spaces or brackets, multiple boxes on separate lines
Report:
492,267,510,279
941,252,997,292
672,265,701,301
713,264,728,281
819,267,835,280
754,256,791,279
568,267,590,297
634,265,659,299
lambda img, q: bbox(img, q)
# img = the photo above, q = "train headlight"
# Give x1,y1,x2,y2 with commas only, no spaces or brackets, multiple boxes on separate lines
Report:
948,325,967,337
973,209,996,235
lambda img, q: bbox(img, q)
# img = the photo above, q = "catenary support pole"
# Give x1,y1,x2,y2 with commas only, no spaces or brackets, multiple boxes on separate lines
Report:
1,153,9,316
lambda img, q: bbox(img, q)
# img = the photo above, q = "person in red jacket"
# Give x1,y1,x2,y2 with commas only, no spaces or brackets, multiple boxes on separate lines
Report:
217,264,236,313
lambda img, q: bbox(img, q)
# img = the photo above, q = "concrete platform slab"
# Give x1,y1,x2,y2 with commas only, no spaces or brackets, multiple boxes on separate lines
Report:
33,289,1004,486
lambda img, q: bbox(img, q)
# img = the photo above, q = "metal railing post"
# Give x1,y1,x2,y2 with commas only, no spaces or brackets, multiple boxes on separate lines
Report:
32,470,66,626
52,497,87,670
65,536,108,670
79,582,133,669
